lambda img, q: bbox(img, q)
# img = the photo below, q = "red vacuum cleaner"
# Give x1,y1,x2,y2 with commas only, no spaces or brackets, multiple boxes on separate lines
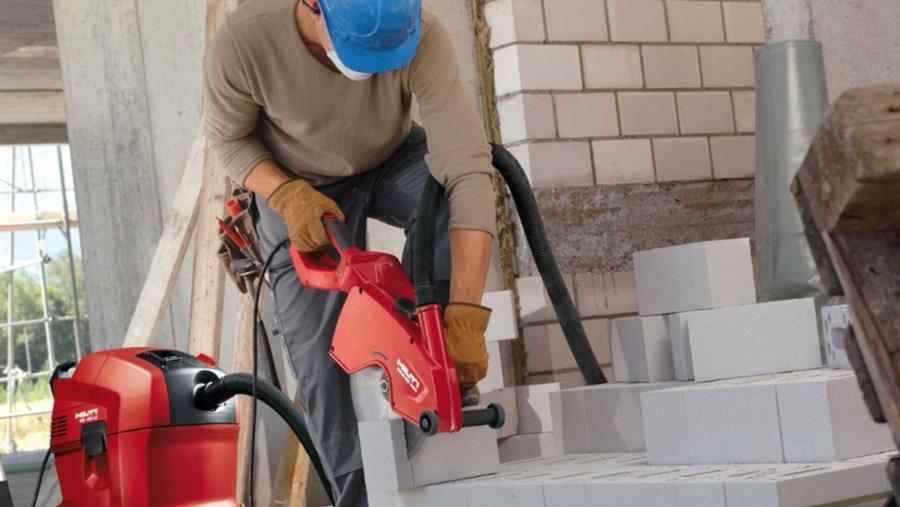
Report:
48,349,241,506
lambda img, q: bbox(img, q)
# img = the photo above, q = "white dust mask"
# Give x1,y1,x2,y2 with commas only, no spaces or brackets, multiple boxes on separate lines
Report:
327,50,373,81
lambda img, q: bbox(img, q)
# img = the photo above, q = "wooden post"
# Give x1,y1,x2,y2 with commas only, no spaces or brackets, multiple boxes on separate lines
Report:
792,82,900,450
187,0,239,358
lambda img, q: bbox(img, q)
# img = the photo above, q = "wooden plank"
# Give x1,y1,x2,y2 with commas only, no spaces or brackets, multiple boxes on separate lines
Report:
122,132,205,347
0,123,66,145
288,451,311,507
186,146,228,357
0,210,78,233
186,0,238,359
272,436,301,505
0,59,62,91
230,293,254,501
796,82,900,233
821,230,900,447
0,91,65,124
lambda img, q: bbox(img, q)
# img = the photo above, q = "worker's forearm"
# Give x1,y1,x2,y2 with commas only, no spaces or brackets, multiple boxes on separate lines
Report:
242,159,292,199
449,229,492,305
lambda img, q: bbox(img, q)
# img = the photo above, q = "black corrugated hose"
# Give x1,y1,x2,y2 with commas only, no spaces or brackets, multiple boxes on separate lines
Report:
195,372,334,505
413,144,608,386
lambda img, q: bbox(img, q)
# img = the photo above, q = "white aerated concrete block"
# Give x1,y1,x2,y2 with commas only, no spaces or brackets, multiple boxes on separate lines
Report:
550,389,589,453
516,383,561,434
822,304,853,370
641,388,693,465
687,298,822,381
358,418,414,490
643,370,888,466
777,371,893,462
633,238,756,316
524,319,610,373
478,341,507,392
723,455,893,507
467,480,546,507
685,382,784,464
667,313,694,380
480,387,519,439
370,483,470,507
498,432,562,463
643,375,786,465
359,419,500,491
610,316,675,382
517,274,575,324
528,368,595,389
483,290,518,342
555,382,683,454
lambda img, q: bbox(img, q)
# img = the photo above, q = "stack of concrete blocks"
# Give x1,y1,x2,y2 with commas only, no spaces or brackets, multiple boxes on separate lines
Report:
822,304,853,370
518,271,635,386
370,451,895,507
633,238,822,382
641,369,894,465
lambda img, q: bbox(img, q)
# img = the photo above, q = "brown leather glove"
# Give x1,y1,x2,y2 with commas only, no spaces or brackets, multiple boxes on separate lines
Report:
267,179,346,252
443,302,491,386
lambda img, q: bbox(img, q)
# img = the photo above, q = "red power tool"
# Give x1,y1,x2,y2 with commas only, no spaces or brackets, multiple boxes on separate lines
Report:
292,214,504,436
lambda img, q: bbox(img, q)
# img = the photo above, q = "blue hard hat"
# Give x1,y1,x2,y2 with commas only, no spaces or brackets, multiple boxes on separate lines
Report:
318,0,423,74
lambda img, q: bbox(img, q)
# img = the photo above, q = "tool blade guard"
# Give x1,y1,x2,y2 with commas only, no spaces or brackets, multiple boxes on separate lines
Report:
291,216,464,435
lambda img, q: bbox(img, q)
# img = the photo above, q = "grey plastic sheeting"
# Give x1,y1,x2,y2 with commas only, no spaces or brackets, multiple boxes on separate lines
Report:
754,40,829,302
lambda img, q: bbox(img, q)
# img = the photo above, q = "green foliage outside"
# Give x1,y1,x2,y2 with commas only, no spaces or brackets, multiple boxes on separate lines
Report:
0,251,89,402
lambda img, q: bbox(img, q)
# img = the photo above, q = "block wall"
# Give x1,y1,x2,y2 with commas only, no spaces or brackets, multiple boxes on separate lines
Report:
482,0,763,381
486,0,764,187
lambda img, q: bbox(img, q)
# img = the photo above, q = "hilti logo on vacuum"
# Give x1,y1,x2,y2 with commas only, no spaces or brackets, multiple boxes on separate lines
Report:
396,359,420,393
74,408,99,423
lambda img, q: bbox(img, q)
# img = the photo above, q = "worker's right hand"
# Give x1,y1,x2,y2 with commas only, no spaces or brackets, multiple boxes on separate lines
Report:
267,179,346,252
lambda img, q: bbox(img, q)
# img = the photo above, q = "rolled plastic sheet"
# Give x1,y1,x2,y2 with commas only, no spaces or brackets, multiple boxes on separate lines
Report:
754,40,830,302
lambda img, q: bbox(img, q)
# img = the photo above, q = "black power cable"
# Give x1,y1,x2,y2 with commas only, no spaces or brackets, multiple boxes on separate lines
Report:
29,448,52,507
248,238,289,507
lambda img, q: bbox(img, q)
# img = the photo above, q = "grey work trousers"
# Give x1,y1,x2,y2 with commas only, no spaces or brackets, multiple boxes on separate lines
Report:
254,125,452,507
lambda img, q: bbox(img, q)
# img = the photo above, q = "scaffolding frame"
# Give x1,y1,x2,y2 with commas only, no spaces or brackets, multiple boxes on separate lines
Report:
1,145,84,453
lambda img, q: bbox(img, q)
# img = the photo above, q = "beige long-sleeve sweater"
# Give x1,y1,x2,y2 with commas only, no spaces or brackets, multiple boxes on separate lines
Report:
203,0,496,235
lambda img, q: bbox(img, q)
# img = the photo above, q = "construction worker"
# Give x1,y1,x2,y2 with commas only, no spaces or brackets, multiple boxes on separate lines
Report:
203,0,495,504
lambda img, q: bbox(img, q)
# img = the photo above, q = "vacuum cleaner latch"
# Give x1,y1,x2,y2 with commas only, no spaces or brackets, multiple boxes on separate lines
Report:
80,421,108,457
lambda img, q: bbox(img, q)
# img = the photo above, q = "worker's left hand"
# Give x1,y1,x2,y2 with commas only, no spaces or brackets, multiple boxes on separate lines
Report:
443,302,491,387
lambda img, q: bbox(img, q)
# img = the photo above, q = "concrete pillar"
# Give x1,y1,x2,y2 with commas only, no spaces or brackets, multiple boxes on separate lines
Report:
52,0,207,352
763,0,900,101
761,0,813,42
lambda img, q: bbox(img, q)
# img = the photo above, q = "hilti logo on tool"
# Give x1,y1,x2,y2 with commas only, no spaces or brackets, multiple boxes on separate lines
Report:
395,359,420,393
74,408,99,424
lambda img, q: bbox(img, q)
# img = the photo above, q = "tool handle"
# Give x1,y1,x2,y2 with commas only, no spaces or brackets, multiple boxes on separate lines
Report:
321,213,352,253
290,213,357,292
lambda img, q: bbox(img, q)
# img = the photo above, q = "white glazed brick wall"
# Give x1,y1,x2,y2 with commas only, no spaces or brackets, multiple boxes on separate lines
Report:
485,0,763,187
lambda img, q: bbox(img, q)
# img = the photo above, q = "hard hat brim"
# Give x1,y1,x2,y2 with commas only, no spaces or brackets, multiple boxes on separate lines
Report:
330,29,421,74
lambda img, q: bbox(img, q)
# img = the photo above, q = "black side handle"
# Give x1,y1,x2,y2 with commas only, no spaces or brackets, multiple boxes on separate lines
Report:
322,214,353,252
461,403,505,430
